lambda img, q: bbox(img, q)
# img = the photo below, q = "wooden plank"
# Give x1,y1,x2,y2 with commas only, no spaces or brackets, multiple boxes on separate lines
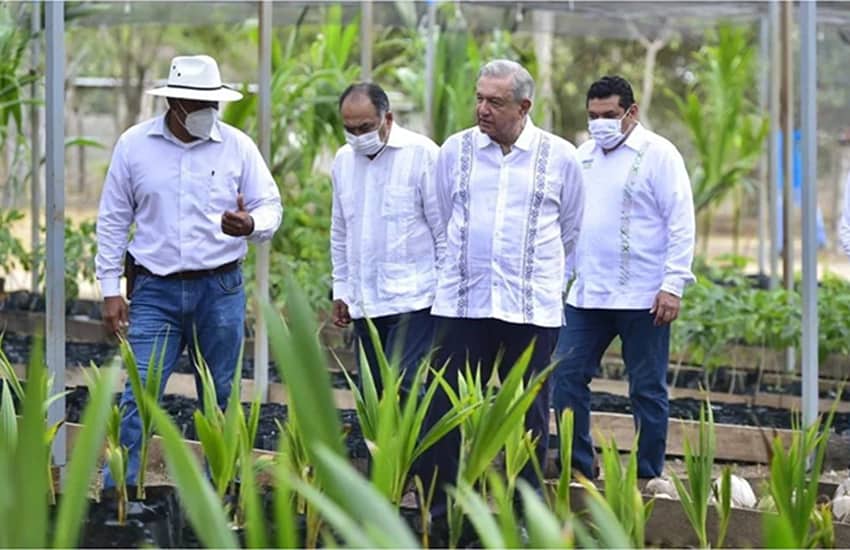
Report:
590,376,850,413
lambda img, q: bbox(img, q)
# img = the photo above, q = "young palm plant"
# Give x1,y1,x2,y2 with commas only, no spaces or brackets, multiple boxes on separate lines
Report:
436,347,554,547
577,434,653,548
671,401,717,548
0,335,120,547
118,335,167,499
343,318,478,507
763,407,837,548
104,404,129,525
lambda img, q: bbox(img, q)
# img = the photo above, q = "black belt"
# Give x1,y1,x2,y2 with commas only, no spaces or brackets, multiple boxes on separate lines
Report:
135,260,240,280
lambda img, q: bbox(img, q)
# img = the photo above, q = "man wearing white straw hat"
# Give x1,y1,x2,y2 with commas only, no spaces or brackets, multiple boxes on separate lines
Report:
96,54,282,489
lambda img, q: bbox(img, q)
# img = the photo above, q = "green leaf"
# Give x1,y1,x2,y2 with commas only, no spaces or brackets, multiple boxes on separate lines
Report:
147,396,238,548
53,366,121,548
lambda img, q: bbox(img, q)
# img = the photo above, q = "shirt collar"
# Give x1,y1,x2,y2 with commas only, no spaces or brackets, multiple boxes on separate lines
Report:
476,117,538,151
148,112,223,144
622,122,649,152
384,123,408,149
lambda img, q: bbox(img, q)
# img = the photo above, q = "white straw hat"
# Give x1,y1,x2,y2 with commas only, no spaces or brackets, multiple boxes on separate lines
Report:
147,55,243,102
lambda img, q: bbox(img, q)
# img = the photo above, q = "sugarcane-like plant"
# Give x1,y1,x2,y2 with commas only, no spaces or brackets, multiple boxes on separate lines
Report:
119,335,166,499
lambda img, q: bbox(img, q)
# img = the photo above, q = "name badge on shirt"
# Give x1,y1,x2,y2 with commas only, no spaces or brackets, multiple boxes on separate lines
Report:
581,158,593,169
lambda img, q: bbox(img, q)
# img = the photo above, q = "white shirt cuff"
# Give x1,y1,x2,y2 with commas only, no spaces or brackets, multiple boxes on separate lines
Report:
332,282,350,302
660,277,685,298
100,277,122,298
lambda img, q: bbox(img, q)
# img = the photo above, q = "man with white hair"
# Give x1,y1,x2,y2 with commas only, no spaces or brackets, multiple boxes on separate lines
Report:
420,59,585,513
95,55,282,488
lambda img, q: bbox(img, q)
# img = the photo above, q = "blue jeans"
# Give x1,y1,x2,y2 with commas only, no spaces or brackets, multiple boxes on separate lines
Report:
552,305,670,479
103,268,245,489
351,308,435,398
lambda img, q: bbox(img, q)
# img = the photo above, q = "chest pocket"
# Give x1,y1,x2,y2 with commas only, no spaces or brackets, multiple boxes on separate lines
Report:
186,167,239,214
381,184,416,218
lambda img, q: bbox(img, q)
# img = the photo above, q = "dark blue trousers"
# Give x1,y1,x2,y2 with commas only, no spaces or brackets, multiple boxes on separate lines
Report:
552,305,670,479
420,317,559,516
352,308,435,398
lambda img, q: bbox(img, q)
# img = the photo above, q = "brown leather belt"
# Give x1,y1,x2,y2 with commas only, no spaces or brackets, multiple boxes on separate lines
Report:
135,260,240,281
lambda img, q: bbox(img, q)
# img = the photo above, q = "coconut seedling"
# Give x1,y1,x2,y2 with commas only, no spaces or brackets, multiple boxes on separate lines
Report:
578,433,653,548
0,339,68,505
119,335,167,500
763,406,837,548
435,348,552,548
0,335,120,547
342,318,477,508
104,404,129,524
671,401,717,549
191,342,244,504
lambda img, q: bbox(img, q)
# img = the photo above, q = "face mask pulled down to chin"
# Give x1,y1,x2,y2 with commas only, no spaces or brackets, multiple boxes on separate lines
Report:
344,128,385,156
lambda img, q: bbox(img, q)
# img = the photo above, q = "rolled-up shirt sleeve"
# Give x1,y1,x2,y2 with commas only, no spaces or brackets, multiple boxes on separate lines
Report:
656,144,696,297
240,138,282,243
95,137,134,298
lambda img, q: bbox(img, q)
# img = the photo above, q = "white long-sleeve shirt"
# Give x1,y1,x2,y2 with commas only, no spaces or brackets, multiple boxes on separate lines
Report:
432,120,585,328
95,114,282,297
330,124,443,319
567,123,695,309
840,171,850,258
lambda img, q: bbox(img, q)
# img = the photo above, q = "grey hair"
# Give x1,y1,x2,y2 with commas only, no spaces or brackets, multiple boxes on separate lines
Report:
478,59,535,103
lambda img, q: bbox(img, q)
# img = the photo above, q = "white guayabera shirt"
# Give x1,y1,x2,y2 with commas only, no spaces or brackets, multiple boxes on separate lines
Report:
432,119,586,328
567,123,696,310
95,115,283,297
330,124,444,320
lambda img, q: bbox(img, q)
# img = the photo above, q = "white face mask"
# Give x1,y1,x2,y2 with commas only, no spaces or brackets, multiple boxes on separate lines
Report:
588,110,629,149
344,127,386,156
174,104,217,140
185,107,217,140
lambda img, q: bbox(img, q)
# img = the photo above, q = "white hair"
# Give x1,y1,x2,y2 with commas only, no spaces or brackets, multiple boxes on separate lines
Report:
478,59,535,102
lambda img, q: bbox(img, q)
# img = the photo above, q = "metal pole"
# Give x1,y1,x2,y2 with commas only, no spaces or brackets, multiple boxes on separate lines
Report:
360,0,372,81
45,0,65,482
424,0,437,139
799,0,818,429
30,0,41,294
768,0,780,290
757,15,769,277
780,0,795,373
254,0,272,403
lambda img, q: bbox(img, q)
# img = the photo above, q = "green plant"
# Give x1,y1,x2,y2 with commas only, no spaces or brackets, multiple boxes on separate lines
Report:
0,335,68,505
31,218,98,301
713,466,733,548
579,434,653,548
192,344,243,501
671,401,717,548
436,350,553,547
670,24,768,250
0,209,28,278
344,318,477,507
763,406,837,548
104,403,129,525
0,334,120,547
118,334,166,499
